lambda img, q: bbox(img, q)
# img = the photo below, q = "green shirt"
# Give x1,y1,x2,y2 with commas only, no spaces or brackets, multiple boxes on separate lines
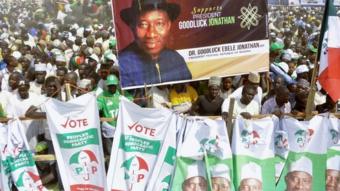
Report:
97,91,133,127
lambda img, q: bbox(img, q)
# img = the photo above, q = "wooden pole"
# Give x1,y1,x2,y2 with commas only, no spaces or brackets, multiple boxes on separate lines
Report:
65,83,72,101
305,58,320,120
227,98,235,144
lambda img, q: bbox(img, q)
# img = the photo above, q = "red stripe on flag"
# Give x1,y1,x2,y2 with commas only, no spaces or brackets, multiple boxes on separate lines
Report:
319,48,340,101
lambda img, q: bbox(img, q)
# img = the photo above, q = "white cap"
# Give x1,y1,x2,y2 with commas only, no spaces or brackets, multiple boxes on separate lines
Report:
210,164,230,181
55,54,66,62
12,51,22,60
186,162,206,179
327,156,340,171
35,63,47,72
53,39,61,48
296,64,309,74
78,79,92,89
248,72,260,84
76,27,84,37
89,54,99,63
241,162,262,182
289,156,312,176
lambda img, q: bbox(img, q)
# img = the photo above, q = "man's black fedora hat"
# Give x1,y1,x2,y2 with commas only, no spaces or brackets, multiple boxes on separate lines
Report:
120,0,180,25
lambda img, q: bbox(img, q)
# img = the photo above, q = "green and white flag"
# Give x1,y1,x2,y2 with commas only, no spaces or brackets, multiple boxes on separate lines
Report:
2,119,46,191
276,115,329,191
45,93,107,191
232,116,278,191
107,98,176,191
0,123,11,191
326,116,339,191
172,118,233,191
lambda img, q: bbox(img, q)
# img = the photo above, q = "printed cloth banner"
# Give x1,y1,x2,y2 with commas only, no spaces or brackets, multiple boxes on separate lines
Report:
113,0,269,89
172,118,233,191
232,116,278,191
2,119,46,191
326,116,340,191
107,98,176,191
0,123,11,191
277,115,330,191
44,93,107,191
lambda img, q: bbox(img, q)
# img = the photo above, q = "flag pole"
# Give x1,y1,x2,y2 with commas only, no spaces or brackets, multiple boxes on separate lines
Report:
305,0,330,120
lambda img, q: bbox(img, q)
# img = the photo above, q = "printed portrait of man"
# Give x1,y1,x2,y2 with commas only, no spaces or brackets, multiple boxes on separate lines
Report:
182,162,207,191
326,156,340,191
119,0,192,87
285,156,312,191
239,162,263,191
211,164,231,191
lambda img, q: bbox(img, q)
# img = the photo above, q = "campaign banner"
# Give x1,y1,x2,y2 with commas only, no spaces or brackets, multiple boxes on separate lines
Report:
1,119,46,191
107,98,176,191
276,115,330,191
300,0,325,5
326,116,340,191
112,0,269,89
172,118,233,191
44,94,107,191
0,123,11,191
232,116,278,191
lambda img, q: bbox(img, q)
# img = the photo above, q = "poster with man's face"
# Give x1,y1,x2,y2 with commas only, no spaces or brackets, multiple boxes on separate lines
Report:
112,0,269,89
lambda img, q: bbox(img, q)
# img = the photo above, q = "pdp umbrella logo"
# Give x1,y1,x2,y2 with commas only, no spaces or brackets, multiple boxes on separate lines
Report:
199,136,220,153
241,129,262,148
330,129,339,144
69,149,98,181
295,129,314,148
16,171,45,191
121,155,149,190
274,133,288,150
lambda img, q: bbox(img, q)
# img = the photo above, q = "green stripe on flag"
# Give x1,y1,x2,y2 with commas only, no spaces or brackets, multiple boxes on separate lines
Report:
119,135,161,155
56,128,99,148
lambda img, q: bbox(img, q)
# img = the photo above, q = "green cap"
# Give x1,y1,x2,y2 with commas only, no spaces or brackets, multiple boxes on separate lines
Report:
106,74,119,86
109,39,117,49
308,44,318,53
270,42,284,52
104,51,115,62
35,141,48,153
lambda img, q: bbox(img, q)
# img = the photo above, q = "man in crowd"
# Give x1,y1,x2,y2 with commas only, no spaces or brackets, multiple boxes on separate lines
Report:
222,84,260,119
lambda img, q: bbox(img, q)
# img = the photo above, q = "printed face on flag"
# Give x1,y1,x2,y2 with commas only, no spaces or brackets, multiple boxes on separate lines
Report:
212,177,231,191
285,171,312,191
326,169,340,191
182,176,207,191
239,178,262,191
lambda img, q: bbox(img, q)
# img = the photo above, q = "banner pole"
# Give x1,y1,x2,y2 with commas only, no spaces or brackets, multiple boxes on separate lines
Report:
227,98,235,144
65,83,72,101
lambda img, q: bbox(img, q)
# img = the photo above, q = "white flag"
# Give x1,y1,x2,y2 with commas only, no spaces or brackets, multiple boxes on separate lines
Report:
107,98,175,191
3,119,46,191
45,93,107,191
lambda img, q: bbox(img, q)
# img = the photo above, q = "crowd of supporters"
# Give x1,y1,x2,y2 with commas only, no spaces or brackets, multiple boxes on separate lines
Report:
0,1,339,188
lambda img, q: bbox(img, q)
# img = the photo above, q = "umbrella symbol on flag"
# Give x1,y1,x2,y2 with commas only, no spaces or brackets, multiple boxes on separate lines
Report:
121,155,149,190
16,171,44,191
69,150,98,181
295,129,314,148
